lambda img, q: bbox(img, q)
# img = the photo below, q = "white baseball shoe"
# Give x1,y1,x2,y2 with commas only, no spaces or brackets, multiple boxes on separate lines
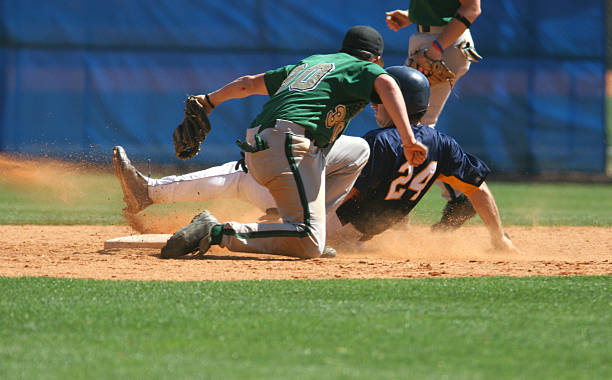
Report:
112,146,153,214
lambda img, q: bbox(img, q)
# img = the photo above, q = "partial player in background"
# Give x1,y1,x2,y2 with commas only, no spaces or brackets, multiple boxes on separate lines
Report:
336,65,514,251
385,0,483,231
153,25,427,259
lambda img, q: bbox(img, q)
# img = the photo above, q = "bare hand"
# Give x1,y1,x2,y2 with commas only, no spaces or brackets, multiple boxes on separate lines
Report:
492,233,518,252
385,10,411,31
402,141,428,166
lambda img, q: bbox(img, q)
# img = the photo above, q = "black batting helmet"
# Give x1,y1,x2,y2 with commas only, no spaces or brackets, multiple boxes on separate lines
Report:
385,66,430,123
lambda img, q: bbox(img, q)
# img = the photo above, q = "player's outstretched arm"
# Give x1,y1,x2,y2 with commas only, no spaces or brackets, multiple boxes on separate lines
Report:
374,74,428,166
468,181,516,251
195,73,268,114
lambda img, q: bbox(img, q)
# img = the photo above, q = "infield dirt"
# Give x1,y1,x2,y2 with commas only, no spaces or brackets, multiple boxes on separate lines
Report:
1,223,610,281
1,155,611,281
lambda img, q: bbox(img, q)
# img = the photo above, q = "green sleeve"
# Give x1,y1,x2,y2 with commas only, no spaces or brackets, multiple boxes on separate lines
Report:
263,64,296,95
347,63,386,104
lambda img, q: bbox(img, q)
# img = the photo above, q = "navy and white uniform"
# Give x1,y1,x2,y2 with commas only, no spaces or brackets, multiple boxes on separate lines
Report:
336,124,489,236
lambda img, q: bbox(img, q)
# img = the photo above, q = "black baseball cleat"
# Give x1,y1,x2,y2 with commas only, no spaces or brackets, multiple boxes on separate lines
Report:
161,210,220,259
431,194,476,232
112,146,153,214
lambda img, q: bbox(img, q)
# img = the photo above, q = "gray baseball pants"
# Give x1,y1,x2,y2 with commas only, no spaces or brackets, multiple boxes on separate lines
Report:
217,120,369,258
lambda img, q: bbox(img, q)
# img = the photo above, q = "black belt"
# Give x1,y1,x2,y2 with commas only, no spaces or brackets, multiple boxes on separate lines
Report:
417,25,430,33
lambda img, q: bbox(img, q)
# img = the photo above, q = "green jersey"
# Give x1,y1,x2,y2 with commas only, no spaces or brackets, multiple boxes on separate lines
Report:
408,0,461,26
250,52,387,147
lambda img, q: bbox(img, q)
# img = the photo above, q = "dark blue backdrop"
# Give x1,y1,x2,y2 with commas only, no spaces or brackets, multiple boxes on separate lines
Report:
0,0,606,173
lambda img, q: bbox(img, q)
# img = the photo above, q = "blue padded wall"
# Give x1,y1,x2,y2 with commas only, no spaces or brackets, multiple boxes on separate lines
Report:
0,0,606,172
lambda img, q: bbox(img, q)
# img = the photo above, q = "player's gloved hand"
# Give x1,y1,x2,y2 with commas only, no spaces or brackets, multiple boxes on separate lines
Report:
416,45,442,72
172,95,212,160
402,140,428,166
408,47,455,87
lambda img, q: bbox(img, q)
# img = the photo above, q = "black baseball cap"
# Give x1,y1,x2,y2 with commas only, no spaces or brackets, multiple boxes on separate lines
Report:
340,25,384,56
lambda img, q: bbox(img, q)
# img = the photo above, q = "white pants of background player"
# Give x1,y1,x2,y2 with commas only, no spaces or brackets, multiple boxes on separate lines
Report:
146,134,368,247
409,26,475,200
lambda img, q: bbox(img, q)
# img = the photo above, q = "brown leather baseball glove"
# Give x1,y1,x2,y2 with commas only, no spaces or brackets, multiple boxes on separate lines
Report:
408,47,456,87
172,96,211,159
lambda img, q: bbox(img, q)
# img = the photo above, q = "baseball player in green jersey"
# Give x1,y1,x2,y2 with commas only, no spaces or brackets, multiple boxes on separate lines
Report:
386,0,483,231
159,25,428,259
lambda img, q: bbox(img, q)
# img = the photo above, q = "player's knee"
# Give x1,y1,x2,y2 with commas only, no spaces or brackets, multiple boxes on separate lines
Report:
354,138,370,169
341,136,370,170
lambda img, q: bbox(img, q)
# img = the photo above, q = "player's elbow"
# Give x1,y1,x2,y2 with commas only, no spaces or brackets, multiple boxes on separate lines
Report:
236,75,256,91
375,74,396,91
374,74,402,103
467,182,493,207
471,7,482,20
237,74,268,96
459,0,481,21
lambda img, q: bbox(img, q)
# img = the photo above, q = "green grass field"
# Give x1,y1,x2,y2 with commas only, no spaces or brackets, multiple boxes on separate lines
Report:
1,169,611,226
1,276,611,379
1,167,611,379
606,96,612,175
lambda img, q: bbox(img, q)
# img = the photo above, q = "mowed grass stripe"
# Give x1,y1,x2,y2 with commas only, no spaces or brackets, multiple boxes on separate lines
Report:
1,276,610,379
2,169,611,225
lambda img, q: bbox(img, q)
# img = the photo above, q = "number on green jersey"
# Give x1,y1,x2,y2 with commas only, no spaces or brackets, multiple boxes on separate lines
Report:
276,63,335,94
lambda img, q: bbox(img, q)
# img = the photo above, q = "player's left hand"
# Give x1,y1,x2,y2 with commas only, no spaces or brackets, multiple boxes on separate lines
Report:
402,141,428,166
492,233,518,252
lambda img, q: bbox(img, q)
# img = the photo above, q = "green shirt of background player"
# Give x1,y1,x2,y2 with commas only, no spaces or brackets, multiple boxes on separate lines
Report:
386,0,481,70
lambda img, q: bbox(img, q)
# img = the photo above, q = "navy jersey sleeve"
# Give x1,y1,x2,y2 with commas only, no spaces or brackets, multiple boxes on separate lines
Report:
437,133,491,196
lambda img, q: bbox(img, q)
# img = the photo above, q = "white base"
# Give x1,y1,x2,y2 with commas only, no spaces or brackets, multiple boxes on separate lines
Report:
104,234,172,249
